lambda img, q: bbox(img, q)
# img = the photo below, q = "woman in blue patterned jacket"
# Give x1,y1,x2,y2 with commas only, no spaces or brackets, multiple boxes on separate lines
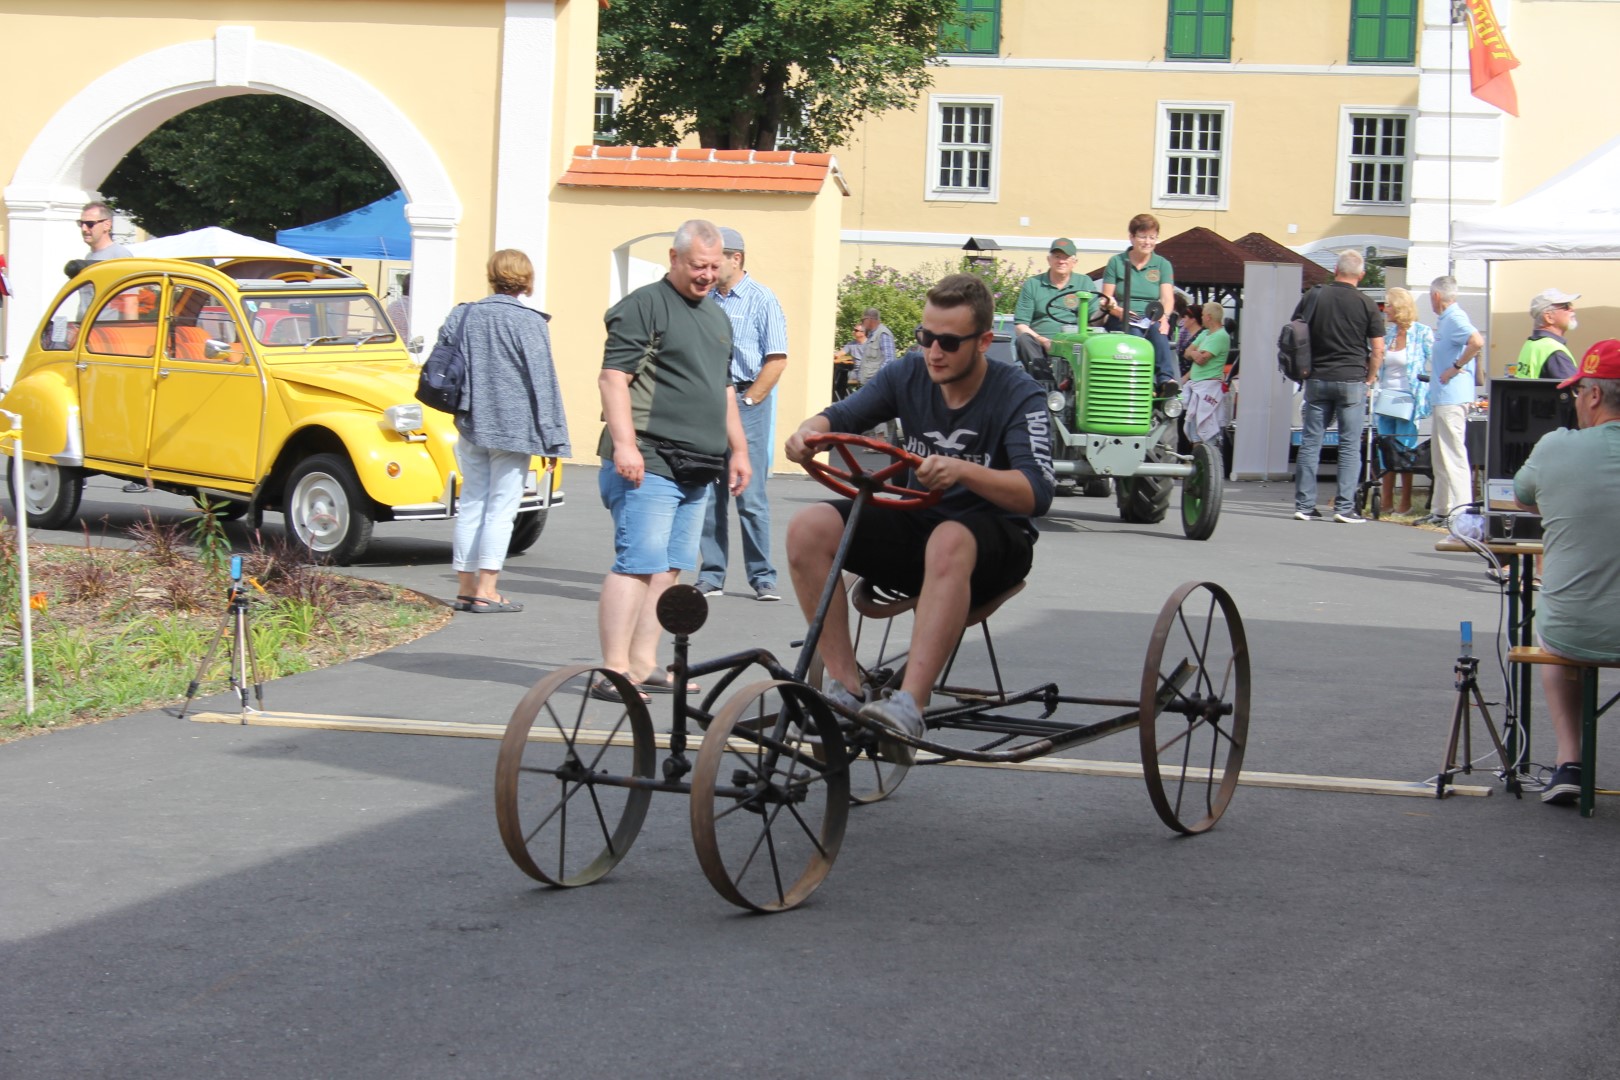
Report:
1377,286,1433,517
450,249,571,612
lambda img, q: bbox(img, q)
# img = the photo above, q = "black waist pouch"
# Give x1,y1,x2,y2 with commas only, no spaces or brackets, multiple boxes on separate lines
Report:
651,440,727,486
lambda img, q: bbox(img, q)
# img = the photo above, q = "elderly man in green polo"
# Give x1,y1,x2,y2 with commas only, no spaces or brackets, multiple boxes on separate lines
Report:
1012,237,1098,377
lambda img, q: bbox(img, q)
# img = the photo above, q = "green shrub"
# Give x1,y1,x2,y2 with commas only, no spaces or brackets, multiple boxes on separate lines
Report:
836,256,1041,347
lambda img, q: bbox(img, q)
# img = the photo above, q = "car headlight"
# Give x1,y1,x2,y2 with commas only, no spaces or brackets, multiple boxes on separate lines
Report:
1046,391,1066,414
1161,396,1185,418
384,404,424,433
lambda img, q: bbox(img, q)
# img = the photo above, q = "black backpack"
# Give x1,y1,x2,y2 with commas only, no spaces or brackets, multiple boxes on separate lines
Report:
1277,287,1322,383
415,303,473,414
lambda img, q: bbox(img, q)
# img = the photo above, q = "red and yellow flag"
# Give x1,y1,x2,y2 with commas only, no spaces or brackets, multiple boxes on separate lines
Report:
1466,0,1520,116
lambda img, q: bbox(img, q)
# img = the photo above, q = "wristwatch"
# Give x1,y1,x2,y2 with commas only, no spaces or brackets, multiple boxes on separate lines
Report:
742,396,755,407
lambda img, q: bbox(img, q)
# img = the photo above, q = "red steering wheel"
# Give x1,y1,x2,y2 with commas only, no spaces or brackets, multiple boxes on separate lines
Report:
802,433,941,510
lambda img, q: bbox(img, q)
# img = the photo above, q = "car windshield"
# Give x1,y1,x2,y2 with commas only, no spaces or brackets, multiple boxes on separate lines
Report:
240,292,396,347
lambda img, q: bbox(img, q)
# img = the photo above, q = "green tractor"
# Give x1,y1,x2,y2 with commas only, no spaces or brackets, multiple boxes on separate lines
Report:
1030,292,1222,541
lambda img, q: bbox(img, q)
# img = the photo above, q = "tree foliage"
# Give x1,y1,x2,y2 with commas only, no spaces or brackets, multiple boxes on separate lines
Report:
598,0,964,151
101,95,396,240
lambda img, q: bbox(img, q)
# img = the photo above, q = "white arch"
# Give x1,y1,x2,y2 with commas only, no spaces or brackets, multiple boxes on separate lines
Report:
3,27,462,381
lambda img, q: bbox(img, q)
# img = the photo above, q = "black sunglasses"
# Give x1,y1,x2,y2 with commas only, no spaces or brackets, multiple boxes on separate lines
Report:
77,219,107,228
914,327,981,353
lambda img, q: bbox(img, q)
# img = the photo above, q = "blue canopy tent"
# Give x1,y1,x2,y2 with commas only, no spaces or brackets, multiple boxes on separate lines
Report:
277,191,411,260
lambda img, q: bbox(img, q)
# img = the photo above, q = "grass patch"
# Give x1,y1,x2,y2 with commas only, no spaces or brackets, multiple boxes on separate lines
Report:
0,516,449,738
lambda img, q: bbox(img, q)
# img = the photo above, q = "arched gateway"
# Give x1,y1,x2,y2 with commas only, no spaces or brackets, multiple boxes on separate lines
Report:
2,26,460,382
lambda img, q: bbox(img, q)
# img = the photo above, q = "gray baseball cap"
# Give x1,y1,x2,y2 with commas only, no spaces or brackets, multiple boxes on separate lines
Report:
1530,287,1579,322
719,227,745,253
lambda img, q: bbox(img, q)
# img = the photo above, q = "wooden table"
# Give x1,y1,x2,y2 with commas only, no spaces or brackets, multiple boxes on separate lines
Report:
1434,538,1542,775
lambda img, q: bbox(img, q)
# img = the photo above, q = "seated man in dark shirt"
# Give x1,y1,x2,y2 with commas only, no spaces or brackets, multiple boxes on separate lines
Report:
784,273,1056,761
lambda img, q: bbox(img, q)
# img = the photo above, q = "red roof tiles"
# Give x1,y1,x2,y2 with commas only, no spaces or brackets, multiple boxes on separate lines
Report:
558,146,847,196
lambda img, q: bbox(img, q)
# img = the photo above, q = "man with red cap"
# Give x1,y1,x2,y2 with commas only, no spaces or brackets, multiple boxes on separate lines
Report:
1513,339,1620,805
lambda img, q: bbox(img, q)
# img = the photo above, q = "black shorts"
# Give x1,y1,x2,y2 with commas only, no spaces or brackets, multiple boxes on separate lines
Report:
831,501,1033,608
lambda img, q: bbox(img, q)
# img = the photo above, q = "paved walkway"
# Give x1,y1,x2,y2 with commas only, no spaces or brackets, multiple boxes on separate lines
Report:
3,467,1615,1079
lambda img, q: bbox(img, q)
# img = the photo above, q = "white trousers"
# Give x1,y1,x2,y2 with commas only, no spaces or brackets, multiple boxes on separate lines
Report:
1430,403,1472,516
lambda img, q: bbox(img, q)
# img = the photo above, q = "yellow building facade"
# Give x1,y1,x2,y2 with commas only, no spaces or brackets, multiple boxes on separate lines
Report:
835,0,1422,279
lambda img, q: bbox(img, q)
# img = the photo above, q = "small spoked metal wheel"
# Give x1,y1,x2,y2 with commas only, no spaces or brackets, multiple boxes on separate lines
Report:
690,679,850,912
495,664,657,886
1139,581,1250,834
805,651,909,805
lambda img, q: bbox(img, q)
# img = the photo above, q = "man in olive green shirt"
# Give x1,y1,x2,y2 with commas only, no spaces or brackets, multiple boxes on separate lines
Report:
595,219,750,700
1012,237,1098,375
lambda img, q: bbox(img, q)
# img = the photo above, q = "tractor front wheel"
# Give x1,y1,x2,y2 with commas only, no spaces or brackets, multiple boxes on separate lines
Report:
1116,447,1172,525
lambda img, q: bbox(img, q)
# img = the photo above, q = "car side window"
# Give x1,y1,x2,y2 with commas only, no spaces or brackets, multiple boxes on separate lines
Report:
39,284,95,351
167,284,243,364
85,283,163,358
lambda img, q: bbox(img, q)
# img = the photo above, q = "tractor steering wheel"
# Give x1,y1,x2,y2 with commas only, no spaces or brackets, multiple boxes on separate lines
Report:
802,433,941,510
1041,290,1088,331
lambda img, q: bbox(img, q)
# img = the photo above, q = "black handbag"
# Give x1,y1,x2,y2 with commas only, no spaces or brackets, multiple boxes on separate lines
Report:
415,304,472,413
651,440,726,486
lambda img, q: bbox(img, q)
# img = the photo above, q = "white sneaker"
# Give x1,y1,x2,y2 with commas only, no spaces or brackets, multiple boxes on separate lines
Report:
858,690,925,765
795,678,863,745
699,585,723,597
824,679,864,714
1294,508,1323,521
1333,511,1367,524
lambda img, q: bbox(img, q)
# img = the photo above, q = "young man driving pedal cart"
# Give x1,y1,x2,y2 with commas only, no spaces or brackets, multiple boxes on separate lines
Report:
784,273,1056,762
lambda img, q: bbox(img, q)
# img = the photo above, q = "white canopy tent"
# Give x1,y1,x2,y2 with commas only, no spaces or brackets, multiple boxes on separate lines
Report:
1452,136,1620,261
125,226,334,263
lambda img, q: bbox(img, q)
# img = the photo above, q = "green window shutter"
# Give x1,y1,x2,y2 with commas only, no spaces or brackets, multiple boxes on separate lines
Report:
1350,0,1416,64
1165,0,1231,62
942,0,1000,56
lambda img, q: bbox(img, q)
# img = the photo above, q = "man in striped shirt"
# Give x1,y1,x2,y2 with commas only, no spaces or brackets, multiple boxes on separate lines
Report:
697,227,789,602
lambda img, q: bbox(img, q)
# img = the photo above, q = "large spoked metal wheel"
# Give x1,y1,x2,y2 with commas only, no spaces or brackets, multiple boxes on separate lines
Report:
495,664,657,887
7,459,84,530
690,679,850,913
1139,581,1249,834
284,454,374,564
805,651,909,805
1180,441,1223,541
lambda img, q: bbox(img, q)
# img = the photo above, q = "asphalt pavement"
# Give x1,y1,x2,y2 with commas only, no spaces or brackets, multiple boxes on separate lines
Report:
3,466,1617,1079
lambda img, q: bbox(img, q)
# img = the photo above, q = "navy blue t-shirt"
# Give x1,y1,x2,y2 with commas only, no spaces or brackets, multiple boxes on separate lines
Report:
820,354,1055,538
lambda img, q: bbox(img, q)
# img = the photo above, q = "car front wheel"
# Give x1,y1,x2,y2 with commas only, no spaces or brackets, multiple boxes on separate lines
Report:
6,459,85,530
507,509,548,556
284,454,374,564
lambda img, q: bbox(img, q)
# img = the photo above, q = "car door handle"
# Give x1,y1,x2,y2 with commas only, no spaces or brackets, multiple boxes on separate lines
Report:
157,368,171,379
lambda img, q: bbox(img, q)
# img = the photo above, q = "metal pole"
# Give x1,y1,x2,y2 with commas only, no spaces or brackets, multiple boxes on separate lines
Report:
1458,0,1470,276
2,410,34,717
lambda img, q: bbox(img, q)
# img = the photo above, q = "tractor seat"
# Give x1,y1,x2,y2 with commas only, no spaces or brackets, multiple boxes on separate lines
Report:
850,579,1025,629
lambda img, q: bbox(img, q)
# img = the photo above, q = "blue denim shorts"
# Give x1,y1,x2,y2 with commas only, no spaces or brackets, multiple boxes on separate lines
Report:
598,462,709,575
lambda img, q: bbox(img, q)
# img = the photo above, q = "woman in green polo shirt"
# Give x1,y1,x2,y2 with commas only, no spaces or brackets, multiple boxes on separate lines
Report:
1100,213,1178,385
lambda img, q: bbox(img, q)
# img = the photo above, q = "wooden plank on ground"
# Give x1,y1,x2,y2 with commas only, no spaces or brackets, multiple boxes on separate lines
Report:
190,710,1494,798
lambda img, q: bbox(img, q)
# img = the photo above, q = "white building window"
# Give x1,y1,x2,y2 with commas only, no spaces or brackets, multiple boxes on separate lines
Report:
1335,107,1416,215
926,95,1001,202
1153,101,1232,211
594,89,620,143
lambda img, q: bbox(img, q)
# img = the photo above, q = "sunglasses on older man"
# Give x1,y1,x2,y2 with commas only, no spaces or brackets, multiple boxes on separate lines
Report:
77,219,107,229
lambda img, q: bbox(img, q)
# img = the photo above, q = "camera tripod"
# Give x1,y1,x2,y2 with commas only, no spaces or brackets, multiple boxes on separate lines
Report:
1436,622,1521,798
175,558,264,721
